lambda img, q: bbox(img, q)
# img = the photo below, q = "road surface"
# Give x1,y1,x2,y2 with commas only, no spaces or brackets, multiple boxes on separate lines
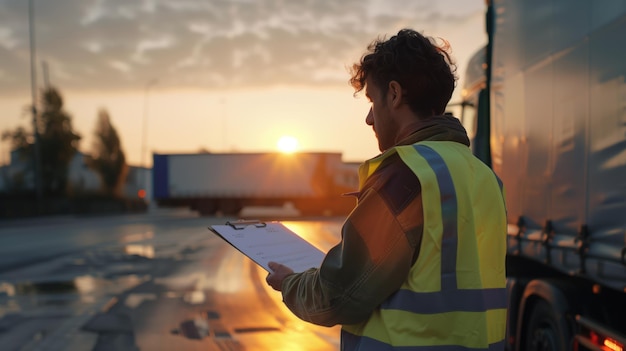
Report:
0,208,343,350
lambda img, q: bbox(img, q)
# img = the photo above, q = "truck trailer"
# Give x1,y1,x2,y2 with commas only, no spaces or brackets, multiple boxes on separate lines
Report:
459,1,626,350
152,152,359,216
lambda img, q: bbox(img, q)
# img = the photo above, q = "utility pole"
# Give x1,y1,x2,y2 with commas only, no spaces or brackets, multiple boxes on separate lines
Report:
141,79,158,169
29,0,43,211
42,60,50,88
140,79,157,202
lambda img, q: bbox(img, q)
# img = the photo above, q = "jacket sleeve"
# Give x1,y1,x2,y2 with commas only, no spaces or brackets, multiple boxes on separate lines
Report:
279,158,424,327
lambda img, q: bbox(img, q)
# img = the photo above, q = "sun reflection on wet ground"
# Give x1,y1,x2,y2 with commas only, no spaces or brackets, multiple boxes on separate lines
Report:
121,231,154,244
282,219,343,251
125,244,155,258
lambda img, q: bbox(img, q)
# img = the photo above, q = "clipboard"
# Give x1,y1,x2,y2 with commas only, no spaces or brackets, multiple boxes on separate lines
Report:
209,220,326,273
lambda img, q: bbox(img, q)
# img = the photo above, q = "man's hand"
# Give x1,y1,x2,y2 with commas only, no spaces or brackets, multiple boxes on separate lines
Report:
266,261,294,291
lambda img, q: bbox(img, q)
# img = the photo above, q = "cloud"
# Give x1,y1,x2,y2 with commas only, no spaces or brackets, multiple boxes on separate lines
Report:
0,0,483,93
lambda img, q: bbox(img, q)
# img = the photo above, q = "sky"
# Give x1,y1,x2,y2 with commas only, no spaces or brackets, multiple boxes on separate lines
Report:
0,0,486,166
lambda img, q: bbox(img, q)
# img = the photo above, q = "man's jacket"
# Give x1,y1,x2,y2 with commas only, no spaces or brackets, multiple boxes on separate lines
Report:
279,115,507,350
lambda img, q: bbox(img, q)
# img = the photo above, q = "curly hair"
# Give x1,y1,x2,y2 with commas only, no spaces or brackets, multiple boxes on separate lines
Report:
349,29,457,117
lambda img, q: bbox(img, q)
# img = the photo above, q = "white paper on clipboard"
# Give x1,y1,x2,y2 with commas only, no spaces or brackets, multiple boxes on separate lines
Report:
209,220,325,273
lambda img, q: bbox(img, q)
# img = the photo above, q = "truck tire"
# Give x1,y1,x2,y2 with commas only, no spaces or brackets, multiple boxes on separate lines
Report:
523,299,571,351
197,201,217,216
219,200,242,216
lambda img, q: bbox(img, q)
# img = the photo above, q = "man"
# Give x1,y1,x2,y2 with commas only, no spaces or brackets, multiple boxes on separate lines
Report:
266,28,507,350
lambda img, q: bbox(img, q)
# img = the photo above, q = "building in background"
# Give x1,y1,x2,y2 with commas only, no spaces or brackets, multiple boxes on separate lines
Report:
0,150,151,202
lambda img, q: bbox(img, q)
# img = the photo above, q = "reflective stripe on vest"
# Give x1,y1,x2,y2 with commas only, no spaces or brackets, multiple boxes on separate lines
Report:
341,332,507,351
344,141,507,351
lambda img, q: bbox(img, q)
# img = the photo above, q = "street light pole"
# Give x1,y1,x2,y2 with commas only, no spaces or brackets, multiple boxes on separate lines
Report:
139,79,157,201
29,0,43,210
141,79,158,168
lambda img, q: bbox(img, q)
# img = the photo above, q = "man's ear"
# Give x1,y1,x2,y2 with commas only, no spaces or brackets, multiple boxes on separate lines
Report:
387,81,403,108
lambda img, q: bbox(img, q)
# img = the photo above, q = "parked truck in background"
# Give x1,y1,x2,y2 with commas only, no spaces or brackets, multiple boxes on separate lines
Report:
152,152,359,216
458,1,626,350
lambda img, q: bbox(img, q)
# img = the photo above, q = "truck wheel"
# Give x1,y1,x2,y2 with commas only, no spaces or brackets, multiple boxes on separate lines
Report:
197,201,217,216
219,200,242,216
523,299,571,351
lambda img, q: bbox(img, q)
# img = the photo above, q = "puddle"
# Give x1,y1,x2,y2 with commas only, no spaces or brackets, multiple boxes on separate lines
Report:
120,231,154,244
11,280,79,295
0,282,16,297
0,275,148,306
125,293,157,309
124,245,155,259
183,290,205,304
206,310,220,319
0,274,150,328
4,275,110,296
0,276,98,313
174,317,210,340
171,311,230,341
234,326,281,334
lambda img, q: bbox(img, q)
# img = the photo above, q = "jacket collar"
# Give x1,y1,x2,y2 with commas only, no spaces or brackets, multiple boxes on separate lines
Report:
395,115,470,147
357,115,470,190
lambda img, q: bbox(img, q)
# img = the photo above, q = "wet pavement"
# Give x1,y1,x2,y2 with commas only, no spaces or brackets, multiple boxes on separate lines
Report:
0,208,343,350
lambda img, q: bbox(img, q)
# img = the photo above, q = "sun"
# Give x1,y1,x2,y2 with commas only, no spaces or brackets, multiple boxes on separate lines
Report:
276,135,299,153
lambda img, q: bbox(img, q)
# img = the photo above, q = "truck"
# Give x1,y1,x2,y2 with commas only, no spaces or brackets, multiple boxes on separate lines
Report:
152,152,359,216
458,1,626,350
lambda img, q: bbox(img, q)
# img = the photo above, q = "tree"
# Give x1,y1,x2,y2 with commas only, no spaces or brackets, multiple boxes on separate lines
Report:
1,126,30,151
1,127,32,192
90,109,128,197
39,87,81,195
1,86,81,195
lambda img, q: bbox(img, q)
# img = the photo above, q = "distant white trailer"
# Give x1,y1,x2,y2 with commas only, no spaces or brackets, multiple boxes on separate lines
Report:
152,152,359,216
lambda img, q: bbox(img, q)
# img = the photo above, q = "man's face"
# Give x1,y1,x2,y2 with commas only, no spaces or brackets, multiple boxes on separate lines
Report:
365,76,398,152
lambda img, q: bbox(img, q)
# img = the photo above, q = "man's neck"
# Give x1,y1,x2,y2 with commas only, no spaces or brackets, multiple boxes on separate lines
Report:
394,116,441,145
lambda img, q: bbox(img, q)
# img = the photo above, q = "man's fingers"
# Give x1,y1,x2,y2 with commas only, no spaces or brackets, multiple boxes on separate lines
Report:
266,272,281,291
265,262,295,292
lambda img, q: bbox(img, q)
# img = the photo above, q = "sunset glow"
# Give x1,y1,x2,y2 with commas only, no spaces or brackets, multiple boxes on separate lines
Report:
277,135,299,153
0,0,486,166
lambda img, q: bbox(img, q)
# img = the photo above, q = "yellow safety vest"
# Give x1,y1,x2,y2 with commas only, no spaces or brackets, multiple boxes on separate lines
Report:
342,141,507,350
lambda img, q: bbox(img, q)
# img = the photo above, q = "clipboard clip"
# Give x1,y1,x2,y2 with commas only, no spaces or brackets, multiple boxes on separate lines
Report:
226,220,267,230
